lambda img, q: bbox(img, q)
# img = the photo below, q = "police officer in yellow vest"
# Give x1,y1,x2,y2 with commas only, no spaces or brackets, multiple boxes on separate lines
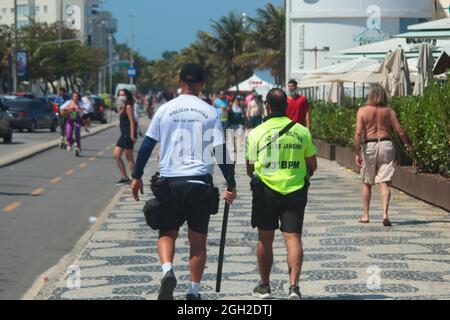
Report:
246,88,317,300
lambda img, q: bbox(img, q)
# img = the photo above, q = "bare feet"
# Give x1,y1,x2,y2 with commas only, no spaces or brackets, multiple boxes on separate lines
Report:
358,216,370,224
382,218,392,227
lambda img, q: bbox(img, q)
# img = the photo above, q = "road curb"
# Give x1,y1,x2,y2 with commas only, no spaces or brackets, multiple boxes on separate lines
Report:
0,121,119,169
22,185,128,300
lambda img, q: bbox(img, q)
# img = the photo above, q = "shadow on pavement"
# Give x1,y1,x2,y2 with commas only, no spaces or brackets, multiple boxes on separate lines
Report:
394,220,450,226
0,142,25,145
0,192,38,197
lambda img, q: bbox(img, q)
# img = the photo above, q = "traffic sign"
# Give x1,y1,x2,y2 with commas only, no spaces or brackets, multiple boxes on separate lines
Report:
119,60,130,68
128,68,136,77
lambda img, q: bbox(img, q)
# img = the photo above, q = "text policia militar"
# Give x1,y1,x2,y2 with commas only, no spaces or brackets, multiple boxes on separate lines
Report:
160,126,306,167
177,303,273,318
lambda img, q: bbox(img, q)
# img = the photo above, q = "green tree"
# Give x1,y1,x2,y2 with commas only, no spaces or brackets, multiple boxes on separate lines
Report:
19,22,105,94
238,3,286,85
199,11,253,91
147,51,180,92
0,25,13,93
177,39,216,92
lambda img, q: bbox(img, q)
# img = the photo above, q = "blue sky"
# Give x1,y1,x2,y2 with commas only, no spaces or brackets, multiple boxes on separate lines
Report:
104,0,284,60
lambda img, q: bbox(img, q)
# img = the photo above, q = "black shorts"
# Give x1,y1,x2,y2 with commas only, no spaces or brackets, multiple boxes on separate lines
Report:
116,134,134,150
158,177,213,235
251,179,309,234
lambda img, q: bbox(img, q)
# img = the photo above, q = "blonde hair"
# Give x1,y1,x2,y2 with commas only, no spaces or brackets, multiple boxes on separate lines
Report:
367,84,389,107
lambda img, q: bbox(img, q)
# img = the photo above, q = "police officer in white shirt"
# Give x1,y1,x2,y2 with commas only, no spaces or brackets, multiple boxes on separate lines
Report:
131,63,237,300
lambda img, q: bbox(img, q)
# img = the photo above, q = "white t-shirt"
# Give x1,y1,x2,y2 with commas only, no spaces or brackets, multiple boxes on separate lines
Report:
81,97,94,114
61,100,84,117
146,94,225,177
133,103,140,122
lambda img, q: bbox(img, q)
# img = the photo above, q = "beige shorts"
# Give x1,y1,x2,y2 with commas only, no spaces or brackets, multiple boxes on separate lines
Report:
360,141,395,185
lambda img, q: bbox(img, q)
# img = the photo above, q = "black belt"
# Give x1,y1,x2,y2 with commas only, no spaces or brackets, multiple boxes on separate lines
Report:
364,138,391,144
165,175,209,182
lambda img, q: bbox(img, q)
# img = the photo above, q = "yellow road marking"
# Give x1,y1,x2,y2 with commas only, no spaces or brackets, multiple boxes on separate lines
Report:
31,188,45,196
3,202,21,212
65,169,75,176
79,162,87,168
50,177,62,184
89,157,96,161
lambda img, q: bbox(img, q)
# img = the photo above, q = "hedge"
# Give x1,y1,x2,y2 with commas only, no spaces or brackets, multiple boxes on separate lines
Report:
310,80,449,177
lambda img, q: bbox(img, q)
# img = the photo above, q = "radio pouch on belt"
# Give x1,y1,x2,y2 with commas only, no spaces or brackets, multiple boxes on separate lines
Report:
143,173,171,230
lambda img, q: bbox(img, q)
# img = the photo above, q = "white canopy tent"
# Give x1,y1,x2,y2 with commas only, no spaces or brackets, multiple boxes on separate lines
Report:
330,38,450,61
228,74,274,93
307,57,380,75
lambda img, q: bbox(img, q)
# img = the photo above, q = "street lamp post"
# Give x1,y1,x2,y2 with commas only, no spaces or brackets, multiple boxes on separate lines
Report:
12,0,18,93
303,46,330,70
108,34,114,122
94,19,107,94
129,14,135,85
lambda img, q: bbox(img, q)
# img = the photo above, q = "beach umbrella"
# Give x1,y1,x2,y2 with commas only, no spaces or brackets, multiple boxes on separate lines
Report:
327,81,346,105
377,51,395,93
413,43,435,96
384,47,412,96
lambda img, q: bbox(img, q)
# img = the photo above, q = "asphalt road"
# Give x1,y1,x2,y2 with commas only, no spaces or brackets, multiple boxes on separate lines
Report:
0,123,145,299
0,111,119,157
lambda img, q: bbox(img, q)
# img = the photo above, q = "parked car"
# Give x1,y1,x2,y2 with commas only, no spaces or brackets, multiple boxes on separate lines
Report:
5,99,58,132
14,92,36,99
0,100,13,143
88,95,108,123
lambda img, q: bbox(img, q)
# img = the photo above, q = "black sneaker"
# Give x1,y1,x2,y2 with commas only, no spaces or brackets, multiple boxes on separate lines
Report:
115,178,131,185
186,293,202,300
288,285,302,300
252,283,272,299
158,270,177,300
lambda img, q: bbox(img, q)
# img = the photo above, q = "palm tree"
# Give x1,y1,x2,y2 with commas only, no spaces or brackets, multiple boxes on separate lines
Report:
199,11,253,91
0,25,13,93
148,51,180,92
238,3,286,85
177,38,216,92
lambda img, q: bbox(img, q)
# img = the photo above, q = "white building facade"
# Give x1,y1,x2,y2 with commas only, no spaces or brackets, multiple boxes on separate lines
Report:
0,0,116,48
286,0,435,82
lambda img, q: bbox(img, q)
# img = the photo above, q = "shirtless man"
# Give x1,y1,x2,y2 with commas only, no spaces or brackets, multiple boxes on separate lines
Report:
246,95,264,130
354,85,412,226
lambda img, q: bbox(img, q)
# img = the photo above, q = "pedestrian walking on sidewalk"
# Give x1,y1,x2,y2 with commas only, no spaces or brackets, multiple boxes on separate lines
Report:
60,92,83,156
246,94,264,131
114,89,137,185
287,80,311,129
246,88,317,300
56,88,70,148
130,63,236,300
214,90,230,130
228,95,246,153
81,96,94,133
133,92,144,138
354,84,412,227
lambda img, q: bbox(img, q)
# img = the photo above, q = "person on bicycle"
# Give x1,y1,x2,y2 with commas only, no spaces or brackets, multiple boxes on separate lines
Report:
61,92,84,156
56,88,71,148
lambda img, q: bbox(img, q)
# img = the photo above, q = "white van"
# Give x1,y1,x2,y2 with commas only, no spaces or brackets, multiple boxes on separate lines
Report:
113,83,137,112
114,83,137,97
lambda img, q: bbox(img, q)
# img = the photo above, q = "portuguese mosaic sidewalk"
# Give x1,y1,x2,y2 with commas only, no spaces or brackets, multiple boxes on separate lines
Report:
36,157,450,300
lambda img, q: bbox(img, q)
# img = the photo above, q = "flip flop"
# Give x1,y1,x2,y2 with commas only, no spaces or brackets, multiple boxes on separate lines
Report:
383,219,392,227
358,218,370,224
